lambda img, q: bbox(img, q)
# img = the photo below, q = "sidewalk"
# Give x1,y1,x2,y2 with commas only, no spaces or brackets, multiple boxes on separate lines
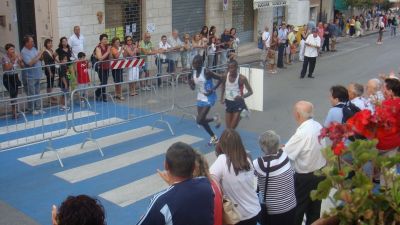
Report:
236,29,380,64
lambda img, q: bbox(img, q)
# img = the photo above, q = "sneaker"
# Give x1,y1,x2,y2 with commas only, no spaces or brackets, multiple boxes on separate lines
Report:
214,113,221,129
208,136,219,146
240,109,250,119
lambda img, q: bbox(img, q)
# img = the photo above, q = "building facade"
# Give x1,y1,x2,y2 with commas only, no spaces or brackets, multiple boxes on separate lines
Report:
0,0,334,54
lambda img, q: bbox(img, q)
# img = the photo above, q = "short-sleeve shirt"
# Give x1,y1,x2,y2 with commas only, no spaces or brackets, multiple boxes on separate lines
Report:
137,177,214,225
139,40,154,62
21,47,42,79
76,61,90,84
167,36,183,61
210,154,261,220
324,104,344,127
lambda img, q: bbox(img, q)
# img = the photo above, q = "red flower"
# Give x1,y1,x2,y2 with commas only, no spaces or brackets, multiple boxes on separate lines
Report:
338,170,345,176
333,141,346,156
346,109,375,138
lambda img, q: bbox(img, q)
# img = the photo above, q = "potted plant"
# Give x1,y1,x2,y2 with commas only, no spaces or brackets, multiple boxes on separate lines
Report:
310,107,400,225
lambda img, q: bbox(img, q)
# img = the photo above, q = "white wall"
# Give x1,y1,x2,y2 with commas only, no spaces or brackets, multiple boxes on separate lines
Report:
57,0,105,55
287,0,310,26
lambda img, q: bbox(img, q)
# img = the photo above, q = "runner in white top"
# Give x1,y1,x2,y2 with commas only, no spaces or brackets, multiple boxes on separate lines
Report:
220,60,253,129
189,55,222,145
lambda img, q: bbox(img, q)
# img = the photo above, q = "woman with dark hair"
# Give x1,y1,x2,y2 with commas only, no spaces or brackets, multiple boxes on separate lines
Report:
110,37,124,100
51,195,106,225
220,60,253,129
210,129,261,225
95,34,111,102
55,37,72,62
189,55,221,145
200,26,209,40
1,43,24,118
42,39,57,102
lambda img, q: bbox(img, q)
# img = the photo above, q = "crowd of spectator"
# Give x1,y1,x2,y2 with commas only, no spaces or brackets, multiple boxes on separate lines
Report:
50,73,399,225
1,25,240,115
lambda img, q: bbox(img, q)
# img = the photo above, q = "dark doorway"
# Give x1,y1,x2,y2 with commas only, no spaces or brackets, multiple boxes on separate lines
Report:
16,0,37,49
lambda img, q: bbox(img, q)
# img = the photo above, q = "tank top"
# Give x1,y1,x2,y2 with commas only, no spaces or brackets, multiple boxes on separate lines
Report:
193,67,214,102
225,72,241,101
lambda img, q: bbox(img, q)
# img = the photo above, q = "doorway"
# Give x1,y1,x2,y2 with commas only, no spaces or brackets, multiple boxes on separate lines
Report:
16,0,37,49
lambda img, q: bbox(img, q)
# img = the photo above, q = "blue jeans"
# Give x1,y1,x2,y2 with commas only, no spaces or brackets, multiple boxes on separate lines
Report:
22,76,41,111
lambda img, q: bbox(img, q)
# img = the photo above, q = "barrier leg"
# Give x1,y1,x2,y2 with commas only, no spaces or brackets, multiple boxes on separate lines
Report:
40,139,64,167
80,129,104,157
152,113,174,136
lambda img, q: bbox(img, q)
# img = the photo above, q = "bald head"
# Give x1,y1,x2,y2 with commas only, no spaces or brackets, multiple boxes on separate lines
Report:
294,101,314,124
366,78,381,96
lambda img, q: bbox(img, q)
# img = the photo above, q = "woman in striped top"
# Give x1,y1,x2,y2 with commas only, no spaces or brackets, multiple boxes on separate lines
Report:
253,130,297,225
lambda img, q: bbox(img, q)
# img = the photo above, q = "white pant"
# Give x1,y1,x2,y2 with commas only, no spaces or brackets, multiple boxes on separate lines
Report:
299,40,305,61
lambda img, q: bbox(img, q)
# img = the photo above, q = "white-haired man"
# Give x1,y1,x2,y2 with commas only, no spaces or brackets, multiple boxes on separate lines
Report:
347,82,373,111
366,78,384,105
283,101,326,225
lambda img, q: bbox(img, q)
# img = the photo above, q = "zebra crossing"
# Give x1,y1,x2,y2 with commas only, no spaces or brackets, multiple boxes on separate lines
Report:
0,103,260,225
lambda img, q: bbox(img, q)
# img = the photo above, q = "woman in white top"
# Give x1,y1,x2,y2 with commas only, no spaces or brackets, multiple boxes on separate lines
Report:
210,129,261,225
220,60,253,129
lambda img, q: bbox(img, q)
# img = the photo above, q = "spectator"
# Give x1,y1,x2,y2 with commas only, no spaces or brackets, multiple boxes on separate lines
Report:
139,32,156,91
94,33,111,102
377,16,385,45
207,36,217,69
58,55,70,111
329,20,338,51
123,35,140,96
267,31,278,74
277,22,288,69
377,78,400,151
110,37,125,100
355,17,362,37
168,29,183,71
288,26,297,63
299,25,309,62
300,28,320,79
321,23,330,51
230,28,239,53
349,17,356,37
42,39,56,102
192,33,206,62
200,26,209,43
324,85,352,127
390,15,397,37
181,33,192,71
347,82,373,111
55,37,73,63
68,25,85,60
282,101,326,225
1,43,24,118
158,150,223,225
138,142,214,225
261,26,271,67
210,129,261,225
156,35,174,86
366,78,385,105
76,52,90,101
290,39,298,63
220,28,232,66
254,130,296,225
51,195,106,225
20,35,45,115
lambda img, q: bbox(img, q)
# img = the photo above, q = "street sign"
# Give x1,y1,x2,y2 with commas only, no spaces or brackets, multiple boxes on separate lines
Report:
223,0,228,10
253,0,287,9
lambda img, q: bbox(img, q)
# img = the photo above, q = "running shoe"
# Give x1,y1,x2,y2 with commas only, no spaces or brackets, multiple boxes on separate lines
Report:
240,109,250,119
214,113,221,129
208,136,219,146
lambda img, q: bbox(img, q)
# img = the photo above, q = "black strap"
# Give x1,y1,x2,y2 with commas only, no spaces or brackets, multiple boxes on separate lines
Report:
258,158,270,203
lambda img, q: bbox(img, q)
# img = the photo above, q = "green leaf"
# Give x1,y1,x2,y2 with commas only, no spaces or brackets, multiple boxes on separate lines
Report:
311,178,332,200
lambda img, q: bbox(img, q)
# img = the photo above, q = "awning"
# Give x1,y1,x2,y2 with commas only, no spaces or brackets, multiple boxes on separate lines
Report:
254,0,287,9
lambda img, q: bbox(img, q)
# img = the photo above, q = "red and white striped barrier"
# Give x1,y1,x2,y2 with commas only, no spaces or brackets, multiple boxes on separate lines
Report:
111,58,145,70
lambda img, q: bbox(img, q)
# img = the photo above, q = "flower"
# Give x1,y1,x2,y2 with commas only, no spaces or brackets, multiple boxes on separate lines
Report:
332,141,346,156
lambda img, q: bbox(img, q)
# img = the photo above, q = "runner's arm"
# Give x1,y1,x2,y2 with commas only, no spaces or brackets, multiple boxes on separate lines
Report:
240,75,253,98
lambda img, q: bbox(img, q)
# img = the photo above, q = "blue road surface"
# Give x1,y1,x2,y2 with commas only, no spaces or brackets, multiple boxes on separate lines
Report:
0,102,261,225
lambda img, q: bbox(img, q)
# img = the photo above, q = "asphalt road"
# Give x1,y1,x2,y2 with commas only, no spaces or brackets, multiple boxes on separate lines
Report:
0,32,398,225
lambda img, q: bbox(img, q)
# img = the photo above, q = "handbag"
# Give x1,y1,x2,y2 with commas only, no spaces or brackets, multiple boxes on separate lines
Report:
257,158,270,225
222,196,241,225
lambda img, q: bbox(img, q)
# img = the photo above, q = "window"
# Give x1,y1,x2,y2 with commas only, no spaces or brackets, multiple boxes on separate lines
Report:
0,15,5,27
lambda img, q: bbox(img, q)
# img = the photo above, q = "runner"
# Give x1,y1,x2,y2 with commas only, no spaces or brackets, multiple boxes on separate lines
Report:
189,55,222,145
220,60,253,129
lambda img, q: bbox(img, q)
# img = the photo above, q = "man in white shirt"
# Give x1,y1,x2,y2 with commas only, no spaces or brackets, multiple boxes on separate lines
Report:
156,35,174,86
167,29,183,71
300,28,321,79
68,26,85,60
347,83,373,111
283,101,326,225
261,26,271,67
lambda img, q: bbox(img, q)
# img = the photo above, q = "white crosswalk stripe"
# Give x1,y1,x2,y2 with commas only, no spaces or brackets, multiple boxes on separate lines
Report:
54,135,203,183
1,117,124,150
18,126,163,166
99,152,216,207
0,110,96,134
